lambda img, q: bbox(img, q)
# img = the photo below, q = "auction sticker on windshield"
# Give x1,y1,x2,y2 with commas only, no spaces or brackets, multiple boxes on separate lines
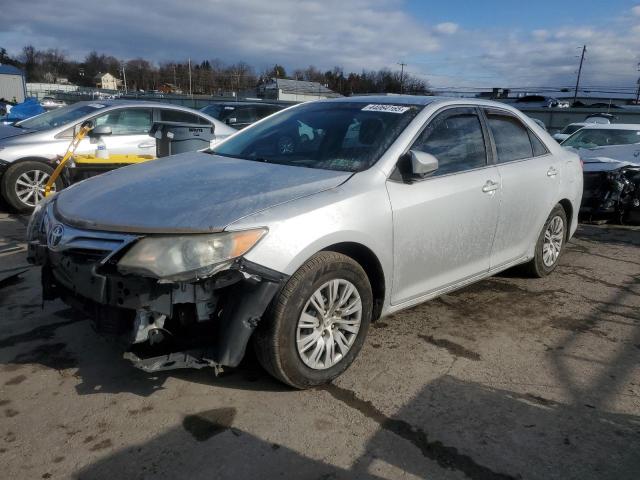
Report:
362,104,410,114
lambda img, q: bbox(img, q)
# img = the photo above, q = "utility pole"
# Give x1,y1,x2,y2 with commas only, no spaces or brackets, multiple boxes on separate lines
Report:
635,63,640,105
121,62,128,94
398,62,407,94
188,57,193,98
573,45,586,106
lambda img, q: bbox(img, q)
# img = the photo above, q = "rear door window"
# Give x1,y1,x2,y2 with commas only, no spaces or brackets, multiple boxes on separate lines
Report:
486,113,533,163
93,108,153,135
159,109,205,124
411,107,487,176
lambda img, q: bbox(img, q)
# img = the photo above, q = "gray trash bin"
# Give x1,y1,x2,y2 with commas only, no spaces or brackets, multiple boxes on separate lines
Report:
150,122,215,158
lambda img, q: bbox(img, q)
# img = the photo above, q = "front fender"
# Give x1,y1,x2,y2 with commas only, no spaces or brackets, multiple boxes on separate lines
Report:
229,178,394,301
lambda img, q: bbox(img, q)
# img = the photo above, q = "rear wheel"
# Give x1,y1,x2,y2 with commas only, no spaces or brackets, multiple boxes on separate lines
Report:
522,205,567,277
1,161,63,213
254,251,372,389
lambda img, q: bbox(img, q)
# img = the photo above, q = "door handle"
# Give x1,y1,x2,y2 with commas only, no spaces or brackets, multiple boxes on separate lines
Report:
547,167,558,177
482,180,499,193
138,141,156,148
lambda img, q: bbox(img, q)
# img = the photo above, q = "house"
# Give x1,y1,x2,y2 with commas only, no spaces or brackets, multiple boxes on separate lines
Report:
94,72,122,91
158,83,182,94
0,64,26,103
258,78,341,102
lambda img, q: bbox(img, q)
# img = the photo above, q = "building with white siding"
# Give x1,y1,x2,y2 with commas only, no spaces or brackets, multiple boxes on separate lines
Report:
0,64,26,103
258,78,341,102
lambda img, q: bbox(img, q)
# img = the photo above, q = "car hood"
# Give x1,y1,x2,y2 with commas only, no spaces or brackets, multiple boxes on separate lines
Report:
566,144,640,172
0,124,31,141
54,152,352,233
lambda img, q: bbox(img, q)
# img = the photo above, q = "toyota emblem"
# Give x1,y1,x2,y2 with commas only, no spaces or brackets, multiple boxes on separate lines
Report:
48,224,64,248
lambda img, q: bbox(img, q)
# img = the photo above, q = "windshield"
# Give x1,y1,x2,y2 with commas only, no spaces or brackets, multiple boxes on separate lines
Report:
210,102,421,172
562,128,640,148
16,103,107,131
201,105,227,119
561,124,584,135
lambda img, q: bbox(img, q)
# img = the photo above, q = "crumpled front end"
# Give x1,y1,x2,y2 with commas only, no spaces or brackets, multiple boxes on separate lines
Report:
27,201,287,373
581,165,640,224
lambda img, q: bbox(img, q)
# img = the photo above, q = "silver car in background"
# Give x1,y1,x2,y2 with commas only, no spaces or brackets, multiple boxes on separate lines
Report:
27,96,583,388
0,100,236,211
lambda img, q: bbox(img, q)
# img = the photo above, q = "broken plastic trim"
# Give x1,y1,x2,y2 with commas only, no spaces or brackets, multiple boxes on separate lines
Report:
123,349,223,373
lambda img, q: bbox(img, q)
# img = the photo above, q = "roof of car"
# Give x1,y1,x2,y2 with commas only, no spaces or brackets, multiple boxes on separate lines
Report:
202,102,283,108
577,124,640,130
321,95,530,112
327,95,445,106
74,99,199,110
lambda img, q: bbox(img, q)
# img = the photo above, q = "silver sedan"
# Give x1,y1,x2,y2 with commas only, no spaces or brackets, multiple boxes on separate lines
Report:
27,96,583,388
0,100,236,211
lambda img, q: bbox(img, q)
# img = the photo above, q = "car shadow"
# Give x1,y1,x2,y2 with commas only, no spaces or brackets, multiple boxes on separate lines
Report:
72,373,640,480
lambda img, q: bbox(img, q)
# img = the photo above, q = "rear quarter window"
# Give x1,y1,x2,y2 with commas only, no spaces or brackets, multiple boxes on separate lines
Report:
160,109,206,124
486,114,533,163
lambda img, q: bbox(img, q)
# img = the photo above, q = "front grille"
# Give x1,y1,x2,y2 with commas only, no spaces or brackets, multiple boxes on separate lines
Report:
63,248,111,264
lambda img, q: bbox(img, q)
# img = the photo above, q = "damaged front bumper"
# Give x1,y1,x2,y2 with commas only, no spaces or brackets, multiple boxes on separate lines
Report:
28,206,287,373
580,165,640,224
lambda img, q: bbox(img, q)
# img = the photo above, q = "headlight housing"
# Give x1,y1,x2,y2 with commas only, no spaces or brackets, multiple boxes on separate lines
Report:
117,228,267,281
26,202,45,242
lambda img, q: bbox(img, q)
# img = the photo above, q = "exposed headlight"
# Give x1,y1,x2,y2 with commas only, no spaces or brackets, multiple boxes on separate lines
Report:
117,229,267,281
26,201,48,241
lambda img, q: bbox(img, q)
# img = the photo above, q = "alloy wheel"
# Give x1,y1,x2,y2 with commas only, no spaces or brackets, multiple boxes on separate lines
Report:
14,169,55,207
296,279,362,370
542,215,564,267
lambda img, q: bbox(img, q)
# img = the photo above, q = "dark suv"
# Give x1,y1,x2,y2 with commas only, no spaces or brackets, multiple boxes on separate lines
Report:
200,102,284,130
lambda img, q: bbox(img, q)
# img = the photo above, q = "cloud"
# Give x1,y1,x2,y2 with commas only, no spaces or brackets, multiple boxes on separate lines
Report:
532,29,549,41
0,0,439,72
0,0,638,90
411,8,640,90
435,22,459,35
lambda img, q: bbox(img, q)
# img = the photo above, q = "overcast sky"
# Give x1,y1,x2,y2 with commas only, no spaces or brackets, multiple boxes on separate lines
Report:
1,0,639,90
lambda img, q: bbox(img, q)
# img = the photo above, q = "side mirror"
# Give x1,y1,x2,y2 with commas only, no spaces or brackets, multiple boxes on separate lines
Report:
89,125,112,137
408,150,438,177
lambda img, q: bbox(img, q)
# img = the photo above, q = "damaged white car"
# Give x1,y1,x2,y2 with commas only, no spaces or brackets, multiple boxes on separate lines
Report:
27,96,582,388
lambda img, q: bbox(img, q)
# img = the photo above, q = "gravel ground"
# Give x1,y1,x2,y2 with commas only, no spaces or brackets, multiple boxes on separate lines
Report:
1,211,639,480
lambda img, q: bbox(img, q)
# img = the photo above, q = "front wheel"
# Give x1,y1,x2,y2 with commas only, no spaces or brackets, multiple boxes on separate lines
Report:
1,161,63,213
254,251,373,389
522,205,567,277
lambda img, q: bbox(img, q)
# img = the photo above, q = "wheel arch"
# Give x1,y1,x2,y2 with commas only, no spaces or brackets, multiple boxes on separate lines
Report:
321,242,386,321
0,157,63,210
6,156,55,168
557,198,573,241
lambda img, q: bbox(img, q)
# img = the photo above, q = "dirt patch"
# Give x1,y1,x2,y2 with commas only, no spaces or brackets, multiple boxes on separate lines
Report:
418,334,481,361
89,439,113,451
128,405,154,415
4,375,26,386
11,343,77,370
0,317,81,349
323,384,517,480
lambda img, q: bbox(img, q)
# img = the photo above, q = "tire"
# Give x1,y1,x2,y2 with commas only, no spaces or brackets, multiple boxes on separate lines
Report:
254,251,373,389
522,205,568,278
1,161,63,213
